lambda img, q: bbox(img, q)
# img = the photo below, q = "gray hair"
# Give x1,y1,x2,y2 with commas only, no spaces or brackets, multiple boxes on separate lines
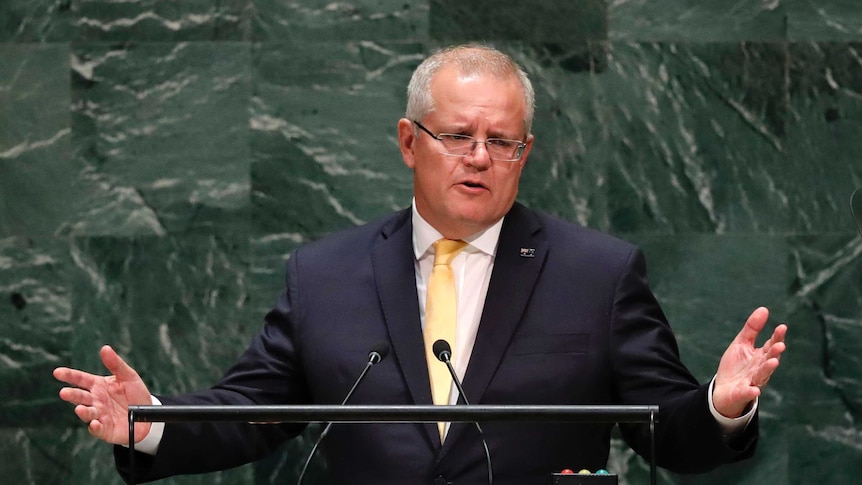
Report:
405,44,535,135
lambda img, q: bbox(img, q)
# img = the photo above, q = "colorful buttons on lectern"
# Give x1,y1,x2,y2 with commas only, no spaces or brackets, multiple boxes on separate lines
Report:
553,468,618,484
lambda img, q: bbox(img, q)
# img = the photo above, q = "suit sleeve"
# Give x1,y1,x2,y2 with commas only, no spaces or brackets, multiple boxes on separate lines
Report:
115,253,311,483
609,247,758,473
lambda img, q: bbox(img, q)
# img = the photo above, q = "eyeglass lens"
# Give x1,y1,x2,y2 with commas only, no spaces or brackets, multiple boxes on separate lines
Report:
438,135,522,161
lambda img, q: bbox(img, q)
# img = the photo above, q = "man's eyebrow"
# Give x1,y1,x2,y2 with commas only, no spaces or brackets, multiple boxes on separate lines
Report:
487,128,523,140
441,124,520,139
439,122,473,133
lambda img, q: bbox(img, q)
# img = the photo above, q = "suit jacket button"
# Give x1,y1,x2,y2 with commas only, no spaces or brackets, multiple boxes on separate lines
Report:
433,476,449,485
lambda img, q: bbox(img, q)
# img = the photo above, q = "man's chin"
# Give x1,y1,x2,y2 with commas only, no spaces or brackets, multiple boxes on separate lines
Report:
448,211,501,236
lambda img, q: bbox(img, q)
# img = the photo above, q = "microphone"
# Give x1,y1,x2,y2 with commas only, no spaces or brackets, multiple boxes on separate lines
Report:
852,188,862,239
433,339,494,485
296,341,390,485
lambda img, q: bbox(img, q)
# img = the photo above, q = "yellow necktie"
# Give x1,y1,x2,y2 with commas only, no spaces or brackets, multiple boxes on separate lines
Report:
424,238,467,439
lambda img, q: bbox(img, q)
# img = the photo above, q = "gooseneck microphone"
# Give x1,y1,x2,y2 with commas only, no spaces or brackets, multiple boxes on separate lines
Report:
433,339,494,485
296,342,390,485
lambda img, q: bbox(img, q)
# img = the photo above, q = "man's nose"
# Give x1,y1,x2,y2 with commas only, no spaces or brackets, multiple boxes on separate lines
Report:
464,141,493,168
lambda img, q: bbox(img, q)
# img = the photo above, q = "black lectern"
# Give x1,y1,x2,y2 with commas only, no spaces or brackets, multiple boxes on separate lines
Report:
128,404,659,485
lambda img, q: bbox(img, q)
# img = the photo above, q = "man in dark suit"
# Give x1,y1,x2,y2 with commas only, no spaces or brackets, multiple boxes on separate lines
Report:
54,44,787,485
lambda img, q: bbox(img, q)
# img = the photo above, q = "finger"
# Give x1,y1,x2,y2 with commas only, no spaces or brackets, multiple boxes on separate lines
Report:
88,419,108,441
761,323,788,349
53,367,99,390
772,323,788,344
742,385,761,401
58,387,94,407
73,404,100,424
757,326,788,363
99,345,140,382
743,386,761,406
752,357,781,387
765,341,786,360
736,307,770,344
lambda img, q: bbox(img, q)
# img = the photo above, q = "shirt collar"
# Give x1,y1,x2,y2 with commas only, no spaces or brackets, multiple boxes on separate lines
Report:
411,199,504,260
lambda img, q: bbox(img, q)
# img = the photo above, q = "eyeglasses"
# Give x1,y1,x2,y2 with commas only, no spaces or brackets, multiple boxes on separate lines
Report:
413,120,527,162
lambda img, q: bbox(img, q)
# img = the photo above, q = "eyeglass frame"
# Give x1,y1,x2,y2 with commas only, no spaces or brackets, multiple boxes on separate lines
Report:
412,120,528,162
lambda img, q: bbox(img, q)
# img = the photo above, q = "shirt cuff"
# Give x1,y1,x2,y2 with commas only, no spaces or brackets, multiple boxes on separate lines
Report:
121,395,164,455
708,376,757,436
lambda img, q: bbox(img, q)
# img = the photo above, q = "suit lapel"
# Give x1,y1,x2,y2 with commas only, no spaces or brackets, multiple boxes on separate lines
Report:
371,209,440,448
440,203,548,455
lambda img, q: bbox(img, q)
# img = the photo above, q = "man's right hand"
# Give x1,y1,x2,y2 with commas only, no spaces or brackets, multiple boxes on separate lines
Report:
53,345,153,445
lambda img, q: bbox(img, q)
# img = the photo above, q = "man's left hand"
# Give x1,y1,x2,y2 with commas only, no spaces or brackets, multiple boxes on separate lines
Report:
713,307,787,418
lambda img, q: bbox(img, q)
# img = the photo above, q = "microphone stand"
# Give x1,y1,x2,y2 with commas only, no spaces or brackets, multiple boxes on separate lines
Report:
296,346,387,485
435,342,494,485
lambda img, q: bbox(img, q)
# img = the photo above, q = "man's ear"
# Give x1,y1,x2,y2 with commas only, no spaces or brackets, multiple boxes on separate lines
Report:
397,118,417,169
518,133,535,169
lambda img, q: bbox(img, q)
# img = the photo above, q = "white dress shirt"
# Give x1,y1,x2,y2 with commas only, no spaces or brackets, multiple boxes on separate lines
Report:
411,203,502,409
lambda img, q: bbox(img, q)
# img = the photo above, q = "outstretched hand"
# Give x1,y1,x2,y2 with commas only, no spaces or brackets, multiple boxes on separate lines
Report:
713,307,787,418
53,345,153,445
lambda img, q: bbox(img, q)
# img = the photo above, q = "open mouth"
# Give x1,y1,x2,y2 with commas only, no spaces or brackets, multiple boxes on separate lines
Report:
460,181,486,189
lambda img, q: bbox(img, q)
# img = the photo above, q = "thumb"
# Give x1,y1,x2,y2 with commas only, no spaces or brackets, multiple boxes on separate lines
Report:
99,345,140,381
736,307,770,345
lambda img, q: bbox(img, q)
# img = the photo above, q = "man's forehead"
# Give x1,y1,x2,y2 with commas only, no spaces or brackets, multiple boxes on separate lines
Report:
430,67,521,100
433,63,515,83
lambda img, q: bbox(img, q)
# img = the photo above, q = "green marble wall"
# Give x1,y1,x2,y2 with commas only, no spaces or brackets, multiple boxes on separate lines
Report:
2,1,861,484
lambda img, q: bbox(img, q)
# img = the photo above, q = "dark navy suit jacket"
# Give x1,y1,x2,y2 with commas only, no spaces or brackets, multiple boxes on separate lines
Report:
117,202,757,484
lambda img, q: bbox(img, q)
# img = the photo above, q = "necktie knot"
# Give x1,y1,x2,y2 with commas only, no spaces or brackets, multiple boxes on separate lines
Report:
433,239,467,266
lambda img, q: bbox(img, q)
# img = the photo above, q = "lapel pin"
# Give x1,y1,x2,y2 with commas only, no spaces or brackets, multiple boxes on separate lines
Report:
519,247,536,258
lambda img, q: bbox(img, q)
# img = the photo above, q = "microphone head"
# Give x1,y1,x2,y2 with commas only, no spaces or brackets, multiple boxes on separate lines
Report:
432,339,451,362
368,341,390,364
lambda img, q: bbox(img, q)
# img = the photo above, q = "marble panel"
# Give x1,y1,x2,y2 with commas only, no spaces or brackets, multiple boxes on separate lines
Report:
0,0,73,42
0,428,76,485
71,0,252,42
597,42,789,234
248,233,300,320
609,0,787,42
68,235,254,390
66,42,252,236
788,424,862,484
430,0,607,42
633,234,789,382
0,237,73,427
784,42,862,232
786,0,862,41
253,0,428,42
786,235,862,424
779,233,862,484
250,41,420,240
0,43,77,238
503,42,610,230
